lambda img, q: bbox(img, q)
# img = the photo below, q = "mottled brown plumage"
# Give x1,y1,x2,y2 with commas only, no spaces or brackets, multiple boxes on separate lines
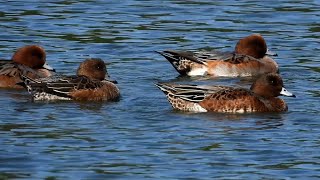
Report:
156,73,295,113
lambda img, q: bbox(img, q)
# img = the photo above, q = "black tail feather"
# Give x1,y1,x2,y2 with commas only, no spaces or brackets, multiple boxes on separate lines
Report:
155,51,180,64
155,50,207,76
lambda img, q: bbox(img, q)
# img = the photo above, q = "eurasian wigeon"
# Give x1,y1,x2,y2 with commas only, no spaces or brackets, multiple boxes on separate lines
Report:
156,34,278,77
21,58,120,101
156,73,295,113
0,45,55,89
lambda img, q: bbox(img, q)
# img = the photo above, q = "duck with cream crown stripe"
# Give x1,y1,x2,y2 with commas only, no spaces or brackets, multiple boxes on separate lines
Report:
156,34,278,77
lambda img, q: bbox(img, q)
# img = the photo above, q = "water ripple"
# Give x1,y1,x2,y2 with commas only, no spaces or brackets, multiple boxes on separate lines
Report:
0,0,319,179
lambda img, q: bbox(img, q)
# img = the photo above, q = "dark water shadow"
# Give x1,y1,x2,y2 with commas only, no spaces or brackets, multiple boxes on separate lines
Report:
170,110,286,130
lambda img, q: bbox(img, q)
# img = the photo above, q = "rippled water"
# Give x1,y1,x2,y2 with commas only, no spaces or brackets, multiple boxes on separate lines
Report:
0,0,319,179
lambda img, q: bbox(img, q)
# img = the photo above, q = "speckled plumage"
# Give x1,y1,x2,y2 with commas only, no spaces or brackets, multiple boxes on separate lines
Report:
156,73,295,113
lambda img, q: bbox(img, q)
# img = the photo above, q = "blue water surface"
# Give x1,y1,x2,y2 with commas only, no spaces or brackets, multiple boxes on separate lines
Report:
0,0,319,179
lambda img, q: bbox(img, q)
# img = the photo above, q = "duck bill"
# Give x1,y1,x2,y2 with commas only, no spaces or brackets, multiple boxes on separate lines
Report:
266,49,278,56
43,63,56,72
280,87,296,97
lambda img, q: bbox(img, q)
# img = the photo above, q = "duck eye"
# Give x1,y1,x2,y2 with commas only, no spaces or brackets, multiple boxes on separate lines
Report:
269,78,278,86
267,77,276,85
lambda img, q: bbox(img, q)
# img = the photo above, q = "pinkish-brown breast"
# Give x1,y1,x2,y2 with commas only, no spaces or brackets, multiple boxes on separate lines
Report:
206,59,276,76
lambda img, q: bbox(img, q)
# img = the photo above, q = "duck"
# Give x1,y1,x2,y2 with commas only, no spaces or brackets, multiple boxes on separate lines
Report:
156,34,278,77
21,58,120,101
0,45,55,89
155,73,295,113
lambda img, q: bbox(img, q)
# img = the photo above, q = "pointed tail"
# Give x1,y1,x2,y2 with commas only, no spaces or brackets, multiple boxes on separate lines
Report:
155,50,206,76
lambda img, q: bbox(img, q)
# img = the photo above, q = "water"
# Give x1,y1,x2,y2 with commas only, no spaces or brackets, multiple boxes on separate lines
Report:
0,0,319,179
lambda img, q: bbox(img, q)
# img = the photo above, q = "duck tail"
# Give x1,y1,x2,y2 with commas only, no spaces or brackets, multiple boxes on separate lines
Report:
155,50,206,76
155,83,176,95
155,83,207,112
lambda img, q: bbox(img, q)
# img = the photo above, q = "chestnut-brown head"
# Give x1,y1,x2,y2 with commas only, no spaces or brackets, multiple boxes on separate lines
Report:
250,73,295,98
235,34,267,59
12,45,46,69
77,58,107,80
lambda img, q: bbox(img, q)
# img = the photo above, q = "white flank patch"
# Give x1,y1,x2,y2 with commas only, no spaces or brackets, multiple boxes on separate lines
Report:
191,104,207,112
234,109,246,113
33,92,71,101
188,67,207,76
221,107,256,113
